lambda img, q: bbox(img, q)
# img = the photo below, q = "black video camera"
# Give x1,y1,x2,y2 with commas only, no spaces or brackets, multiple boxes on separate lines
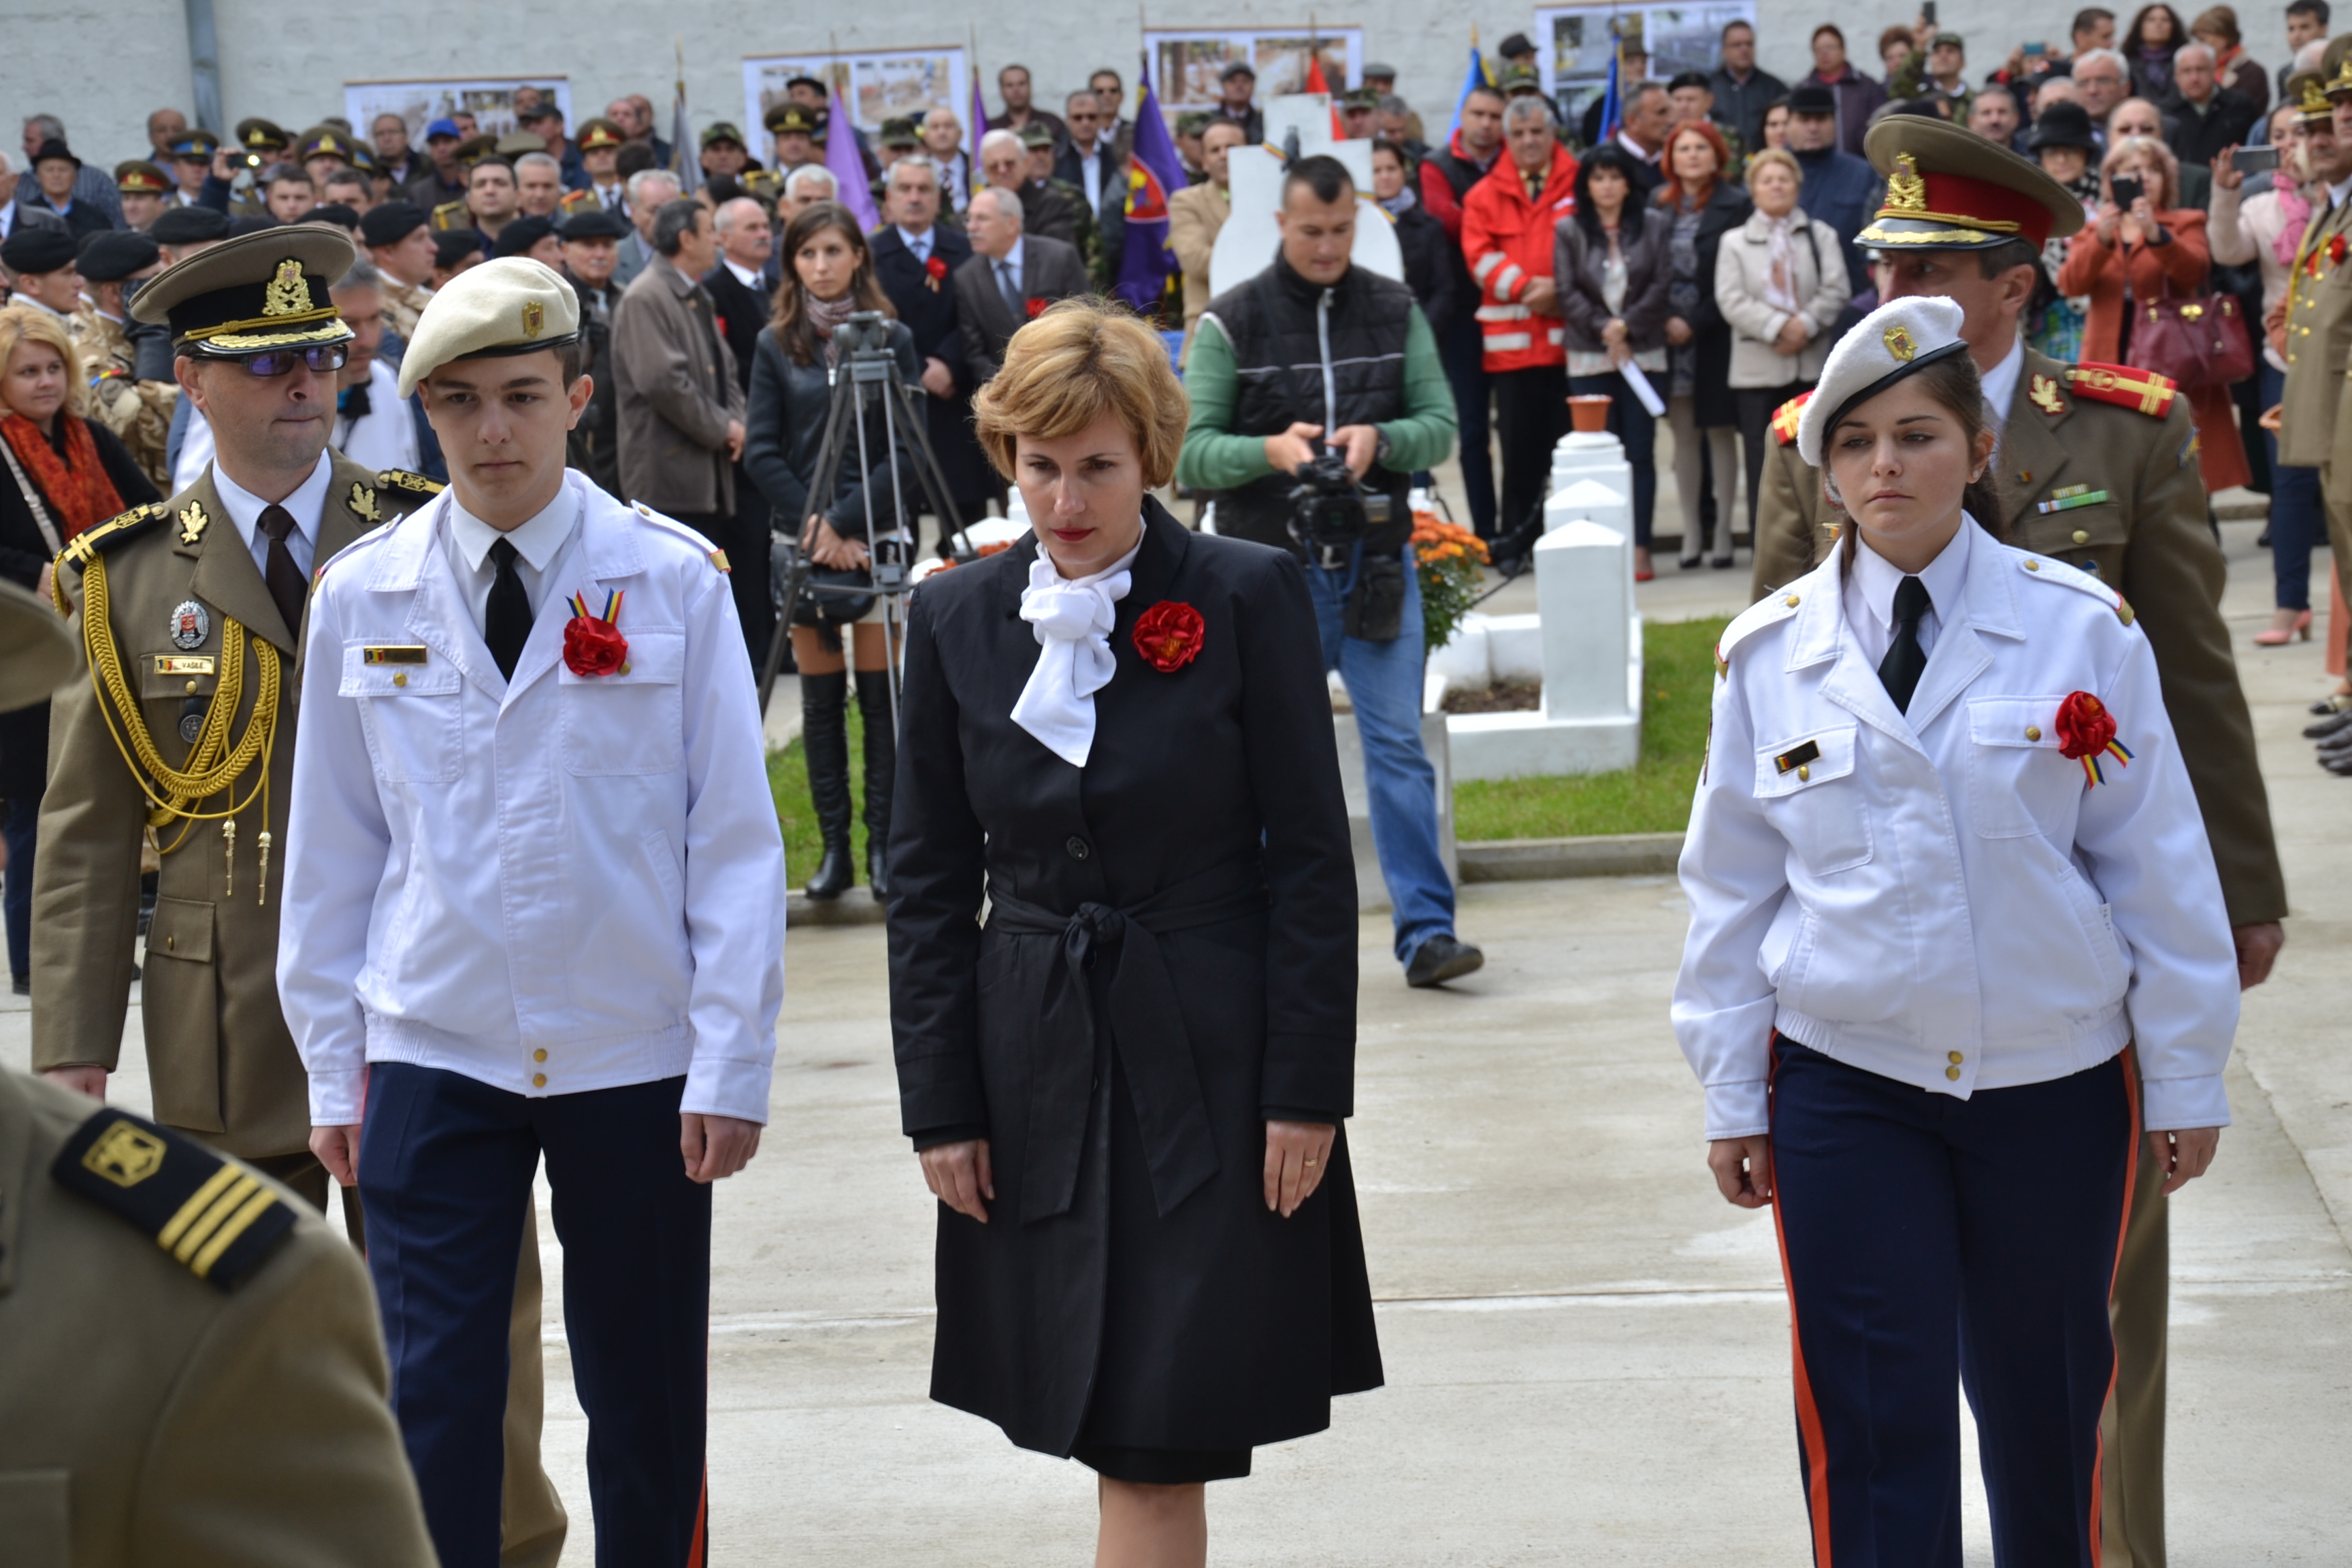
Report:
1287,448,1392,570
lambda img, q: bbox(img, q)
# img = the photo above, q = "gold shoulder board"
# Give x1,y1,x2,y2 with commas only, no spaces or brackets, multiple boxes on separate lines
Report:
52,1110,297,1290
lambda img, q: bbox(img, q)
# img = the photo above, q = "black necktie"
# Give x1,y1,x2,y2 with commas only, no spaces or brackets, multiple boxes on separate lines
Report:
485,537,532,681
257,504,309,638
1878,575,1932,714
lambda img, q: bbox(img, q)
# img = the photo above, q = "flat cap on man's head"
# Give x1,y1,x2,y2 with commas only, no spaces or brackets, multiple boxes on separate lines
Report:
150,205,232,246
360,201,430,248
556,207,630,241
1789,83,1839,115
76,228,161,282
397,256,581,397
130,223,359,355
1,226,78,277
1220,61,1256,82
434,229,486,268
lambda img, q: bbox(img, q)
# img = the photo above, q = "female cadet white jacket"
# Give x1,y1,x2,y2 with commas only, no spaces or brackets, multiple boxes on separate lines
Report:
1673,520,2240,1141
276,474,787,1128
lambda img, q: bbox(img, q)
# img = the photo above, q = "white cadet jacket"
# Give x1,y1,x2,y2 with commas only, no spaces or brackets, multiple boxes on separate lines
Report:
1673,519,2239,1141
277,473,786,1127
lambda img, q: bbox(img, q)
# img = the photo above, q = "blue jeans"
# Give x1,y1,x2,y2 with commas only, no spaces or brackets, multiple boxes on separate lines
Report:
1567,372,1659,546
1304,542,1455,964
3,796,37,980
2260,360,2325,610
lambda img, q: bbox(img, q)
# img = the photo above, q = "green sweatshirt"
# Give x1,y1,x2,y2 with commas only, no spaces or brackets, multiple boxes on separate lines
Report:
1174,297,1458,493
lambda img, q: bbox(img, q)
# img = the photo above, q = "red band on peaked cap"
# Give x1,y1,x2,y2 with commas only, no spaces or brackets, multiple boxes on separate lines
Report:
1879,169,2055,248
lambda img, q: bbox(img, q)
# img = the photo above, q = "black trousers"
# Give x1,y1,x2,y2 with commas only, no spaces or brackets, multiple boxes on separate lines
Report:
1735,381,1812,532
1439,311,1499,536
1490,363,1570,543
360,1065,711,1568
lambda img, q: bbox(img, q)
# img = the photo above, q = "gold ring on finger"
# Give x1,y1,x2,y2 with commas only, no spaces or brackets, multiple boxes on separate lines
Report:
1303,1158,1318,1167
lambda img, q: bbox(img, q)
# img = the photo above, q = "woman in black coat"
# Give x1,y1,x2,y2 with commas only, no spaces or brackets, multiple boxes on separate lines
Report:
1656,122,1754,568
1372,139,1455,335
743,201,921,901
1554,144,1672,574
0,303,159,990
887,300,1379,1565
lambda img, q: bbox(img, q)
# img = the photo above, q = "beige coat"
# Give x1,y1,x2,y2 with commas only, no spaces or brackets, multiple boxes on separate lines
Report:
610,255,744,516
1713,206,1850,389
1169,180,1230,363
2276,197,2352,468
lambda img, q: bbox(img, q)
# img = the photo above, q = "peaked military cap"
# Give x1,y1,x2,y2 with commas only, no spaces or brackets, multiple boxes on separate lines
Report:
297,127,353,163
494,131,548,159
764,103,819,137
576,116,625,152
877,116,921,150
700,121,748,149
131,221,357,353
165,129,220,161
234,117,290,155
1858,114,2085,251
116,159,172,195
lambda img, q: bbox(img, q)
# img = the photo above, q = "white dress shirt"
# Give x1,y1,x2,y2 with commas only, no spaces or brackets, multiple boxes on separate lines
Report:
1979,334,2025,427
1075,145,1105,213
213,449,331,581
722,257,763,290
445,480,581,632
332,358,421,475
174,405,214,496
896,224,936,265
1839,515,1972,671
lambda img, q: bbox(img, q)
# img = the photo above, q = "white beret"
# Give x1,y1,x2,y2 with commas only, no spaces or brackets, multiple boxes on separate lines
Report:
397,256,581,399
1795,295,1970,467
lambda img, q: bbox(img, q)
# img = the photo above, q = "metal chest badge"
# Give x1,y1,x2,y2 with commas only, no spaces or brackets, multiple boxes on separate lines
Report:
168,599,210,651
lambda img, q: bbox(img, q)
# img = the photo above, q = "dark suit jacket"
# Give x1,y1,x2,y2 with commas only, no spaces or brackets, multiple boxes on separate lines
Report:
887,497,1378,1457
953,235,1089,384
701,263,770,397
2161,86,2261,168
871,224,986,504
1051,142,1125,210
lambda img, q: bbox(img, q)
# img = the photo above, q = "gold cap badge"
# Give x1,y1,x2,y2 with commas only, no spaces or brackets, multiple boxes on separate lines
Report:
1884,325,1918,362
522,299,544,338
263,259,309,318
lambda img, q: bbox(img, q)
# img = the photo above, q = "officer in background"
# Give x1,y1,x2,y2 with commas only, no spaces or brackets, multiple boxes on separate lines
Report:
115,161,174,230
69,228,177,490
163,129,220,208
29,225,569,1568
2307,46,2352,739
1746,117,2287,1568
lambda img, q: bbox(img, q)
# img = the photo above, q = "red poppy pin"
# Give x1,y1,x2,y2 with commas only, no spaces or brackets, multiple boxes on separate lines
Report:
2332,233,2347,265
1132,601,1205,672
1024,296,1049,320
562,588,629,677
2055,690,2134,786
924,253,949,292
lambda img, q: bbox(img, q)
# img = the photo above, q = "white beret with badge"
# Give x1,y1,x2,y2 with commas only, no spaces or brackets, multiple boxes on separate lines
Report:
1795,296,1971,468
396,256,582,398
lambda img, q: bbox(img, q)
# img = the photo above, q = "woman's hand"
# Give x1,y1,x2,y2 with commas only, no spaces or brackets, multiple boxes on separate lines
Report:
1263,1120,1335,1217
2150,1128,2219,1196
1708,1135,1774,1208
2259,402,2284,433
2212,144,2244,192
1601,316,1629,348
803,516,870,570
2096,209,2123,246
1664,314,1694,347
919,1139,994,1222
1774,316,1812,357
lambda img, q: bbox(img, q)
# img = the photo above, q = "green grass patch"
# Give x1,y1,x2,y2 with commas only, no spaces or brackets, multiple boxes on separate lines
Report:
1452,616,1727,841
768,697,872,891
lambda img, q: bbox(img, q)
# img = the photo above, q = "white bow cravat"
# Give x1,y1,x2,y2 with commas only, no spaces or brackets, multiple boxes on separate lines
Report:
1010,542,1137,767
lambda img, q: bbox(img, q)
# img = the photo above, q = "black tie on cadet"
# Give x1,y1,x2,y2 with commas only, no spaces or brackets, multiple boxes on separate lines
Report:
485,537,532,680
1880,576,1932,713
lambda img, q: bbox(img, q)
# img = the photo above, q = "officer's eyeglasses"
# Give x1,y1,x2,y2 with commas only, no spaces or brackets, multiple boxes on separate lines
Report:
225,344,349,378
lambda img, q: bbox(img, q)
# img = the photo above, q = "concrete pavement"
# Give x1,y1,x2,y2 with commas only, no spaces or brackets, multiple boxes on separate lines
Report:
4,521,2345,1562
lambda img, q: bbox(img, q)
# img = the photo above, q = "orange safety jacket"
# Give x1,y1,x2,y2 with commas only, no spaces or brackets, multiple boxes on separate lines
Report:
1460,144,1580,373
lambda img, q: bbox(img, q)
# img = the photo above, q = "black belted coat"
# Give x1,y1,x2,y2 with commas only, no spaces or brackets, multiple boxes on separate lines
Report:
886,497,1382,1458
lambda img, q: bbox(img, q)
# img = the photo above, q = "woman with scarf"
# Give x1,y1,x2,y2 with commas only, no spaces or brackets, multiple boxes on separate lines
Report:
1653,120,1752,569
2126,4,2192,101
2212,101,2323,642
0,304,159,993
744,202,920,901
2191,5,2270,109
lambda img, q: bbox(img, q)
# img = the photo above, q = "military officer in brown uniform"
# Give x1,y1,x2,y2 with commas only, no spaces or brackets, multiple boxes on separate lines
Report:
68,229,176,491
26,225,568,1568
1746,117,2287,1568
2312,50,2352,640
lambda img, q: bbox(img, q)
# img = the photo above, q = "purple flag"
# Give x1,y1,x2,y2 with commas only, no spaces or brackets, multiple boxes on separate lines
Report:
827,88,881,231
1113,61,1187,312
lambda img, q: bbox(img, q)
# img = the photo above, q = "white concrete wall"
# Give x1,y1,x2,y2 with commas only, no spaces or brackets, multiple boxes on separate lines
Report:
1,2,2300,182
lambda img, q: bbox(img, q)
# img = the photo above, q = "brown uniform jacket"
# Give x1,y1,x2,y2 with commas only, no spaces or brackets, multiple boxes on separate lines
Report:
1168,180,1230,361
1749,345,2287,929
0,1068,435,1568
2277,197,2352,468
29,455,438,1158
610,255,744,516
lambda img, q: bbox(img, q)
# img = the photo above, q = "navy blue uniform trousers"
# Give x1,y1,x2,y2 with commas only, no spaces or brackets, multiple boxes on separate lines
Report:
360,1064,711,1568
1769,1039,2136,1568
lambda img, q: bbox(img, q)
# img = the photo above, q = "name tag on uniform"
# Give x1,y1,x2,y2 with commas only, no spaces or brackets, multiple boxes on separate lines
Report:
153,655,216,676
1774,740,1821,775
360,646,430,665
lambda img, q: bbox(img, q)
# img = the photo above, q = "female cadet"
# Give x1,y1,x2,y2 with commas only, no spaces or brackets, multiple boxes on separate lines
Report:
1673,295,2241,1564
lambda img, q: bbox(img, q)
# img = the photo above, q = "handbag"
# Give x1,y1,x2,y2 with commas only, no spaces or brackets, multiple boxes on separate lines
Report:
2129,271,2255,390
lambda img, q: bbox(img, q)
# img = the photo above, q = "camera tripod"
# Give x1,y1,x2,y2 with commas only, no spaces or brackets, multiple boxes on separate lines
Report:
756,312,979,725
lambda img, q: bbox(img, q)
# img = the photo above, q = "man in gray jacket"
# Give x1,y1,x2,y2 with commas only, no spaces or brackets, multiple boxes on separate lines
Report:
610,198,744,541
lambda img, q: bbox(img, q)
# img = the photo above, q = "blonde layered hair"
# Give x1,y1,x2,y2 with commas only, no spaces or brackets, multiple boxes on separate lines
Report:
970,299,1187,488
0,305,87,421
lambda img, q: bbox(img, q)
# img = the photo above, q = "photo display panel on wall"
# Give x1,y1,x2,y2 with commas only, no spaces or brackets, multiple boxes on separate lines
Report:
344,78,575,146
1533,3,1756,127
1143,27,1365,110
743,48,971,135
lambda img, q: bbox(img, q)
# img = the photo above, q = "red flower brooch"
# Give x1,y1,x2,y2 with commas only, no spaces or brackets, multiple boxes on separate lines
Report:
1132,601,1204,672
1024,296,1050,320
924,254,949,291
2055,690,2134,786
562,588,629,677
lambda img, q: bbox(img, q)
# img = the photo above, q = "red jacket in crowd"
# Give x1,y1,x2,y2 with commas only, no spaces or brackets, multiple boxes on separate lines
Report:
1460,144,1579,373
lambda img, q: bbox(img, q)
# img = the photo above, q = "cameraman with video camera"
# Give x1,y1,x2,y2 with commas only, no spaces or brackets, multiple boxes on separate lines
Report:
1176,154,1481,988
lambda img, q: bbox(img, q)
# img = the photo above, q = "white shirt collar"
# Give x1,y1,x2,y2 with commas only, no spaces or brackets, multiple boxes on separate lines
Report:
213,449,333,557
1980,336,2027,425
723,257,762,289
999,235,1026,275
1615,130,1659,164
896,223,934,256
447,479,581,578
1848,512,1973,640
2330,174,2352,208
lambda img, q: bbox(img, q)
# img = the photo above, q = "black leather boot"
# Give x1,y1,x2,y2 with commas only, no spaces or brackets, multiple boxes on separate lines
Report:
855,668,897,900
800,671,854,899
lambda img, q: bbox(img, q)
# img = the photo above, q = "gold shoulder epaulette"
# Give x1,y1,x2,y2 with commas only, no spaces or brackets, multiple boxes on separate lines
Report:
60,504,168,578
377,469,444,495
1770,390,1814,446
53,1110,298,1290
2065,362,2178,418
430,199,469,231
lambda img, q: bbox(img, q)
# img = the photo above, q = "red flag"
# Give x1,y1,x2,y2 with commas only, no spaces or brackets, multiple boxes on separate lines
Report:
1303,53,1345,139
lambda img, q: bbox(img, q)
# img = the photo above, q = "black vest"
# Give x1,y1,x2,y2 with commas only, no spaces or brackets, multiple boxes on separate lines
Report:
1203,257,1417,552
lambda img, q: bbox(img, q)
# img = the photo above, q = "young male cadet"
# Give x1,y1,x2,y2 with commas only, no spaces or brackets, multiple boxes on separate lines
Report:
276,257,786,1568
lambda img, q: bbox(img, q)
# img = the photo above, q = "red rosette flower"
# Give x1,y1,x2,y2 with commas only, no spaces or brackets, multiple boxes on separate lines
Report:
925,254,949,282
563,615,629,677
2054,690,2117,760
1024,296,1049,320
1131,600,1205,672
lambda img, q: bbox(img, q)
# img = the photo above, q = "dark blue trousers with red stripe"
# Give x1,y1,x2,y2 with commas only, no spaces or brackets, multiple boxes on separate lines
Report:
359,1064,712,1568
1768,1038,2137,1567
